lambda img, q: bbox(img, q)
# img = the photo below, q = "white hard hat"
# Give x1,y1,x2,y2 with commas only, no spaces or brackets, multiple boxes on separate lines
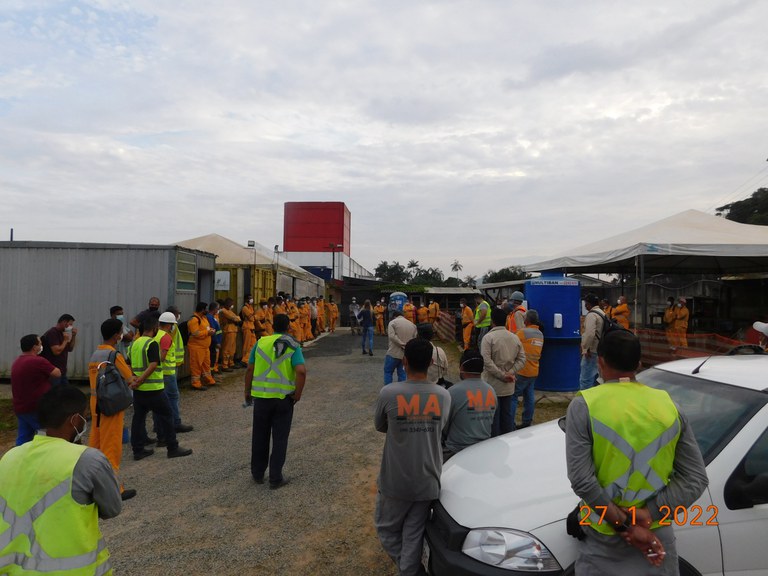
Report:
753,321,768,336
159,312,178,324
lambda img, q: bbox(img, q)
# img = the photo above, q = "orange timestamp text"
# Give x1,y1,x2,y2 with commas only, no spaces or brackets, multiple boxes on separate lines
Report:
579,505,719,527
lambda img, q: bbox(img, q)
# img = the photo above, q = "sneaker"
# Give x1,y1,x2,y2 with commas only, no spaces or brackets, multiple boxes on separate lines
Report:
269,478,290,490
121,488,137,501
133,448,154,461
175,424,194,433
167,447,193,458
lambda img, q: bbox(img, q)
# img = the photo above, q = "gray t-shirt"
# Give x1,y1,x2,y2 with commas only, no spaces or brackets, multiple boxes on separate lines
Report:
374,379,451,501
443,377,497,454
72,446,123,519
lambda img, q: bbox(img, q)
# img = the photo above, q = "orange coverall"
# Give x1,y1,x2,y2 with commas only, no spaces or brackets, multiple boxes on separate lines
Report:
461,306,474,350
403,303,416,323
428,302,440,325
328,303,339,332
374,304,386,334
218,307,241,369
240,303,256,363
89,345,134,494
188,312,216,388
416,306,429,324
612,303,631,329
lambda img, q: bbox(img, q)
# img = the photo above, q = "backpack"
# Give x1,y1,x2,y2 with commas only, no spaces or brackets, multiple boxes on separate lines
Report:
588,309,627,345
96,350,133,417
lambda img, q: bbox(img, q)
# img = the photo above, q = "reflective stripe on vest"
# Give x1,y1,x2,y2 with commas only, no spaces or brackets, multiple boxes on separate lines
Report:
154,330,176,376
579,383,680,535
0,436,112,574
130,336,164,391
172,328,185,367
474,301,492,328
251,334,297,399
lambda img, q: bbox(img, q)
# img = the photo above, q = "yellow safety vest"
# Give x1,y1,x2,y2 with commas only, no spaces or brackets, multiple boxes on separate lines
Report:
474,300,492,328
579,382,681,534
173,327,185,367
0,435,112,575
251,334,297,399
130,336,165,391
153,329,176,376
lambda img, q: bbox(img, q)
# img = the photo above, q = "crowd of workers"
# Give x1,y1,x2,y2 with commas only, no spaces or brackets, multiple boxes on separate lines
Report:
3,286,748,576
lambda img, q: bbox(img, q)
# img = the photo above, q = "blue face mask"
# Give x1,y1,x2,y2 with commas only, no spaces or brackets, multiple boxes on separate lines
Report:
116,314,125,322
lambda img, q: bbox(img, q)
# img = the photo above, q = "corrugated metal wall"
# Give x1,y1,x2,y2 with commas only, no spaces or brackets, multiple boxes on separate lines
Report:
0,243,215,381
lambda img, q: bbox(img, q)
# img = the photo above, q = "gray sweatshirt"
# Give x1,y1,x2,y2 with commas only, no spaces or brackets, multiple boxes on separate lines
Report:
374,379,451,501
443,377,497,454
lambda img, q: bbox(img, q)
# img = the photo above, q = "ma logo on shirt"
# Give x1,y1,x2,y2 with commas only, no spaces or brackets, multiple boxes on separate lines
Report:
466,389,496,412
396,394,442,420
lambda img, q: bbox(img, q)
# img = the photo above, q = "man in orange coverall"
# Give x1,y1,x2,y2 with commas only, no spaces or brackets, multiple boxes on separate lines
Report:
187,302,217,390
88,318,138,500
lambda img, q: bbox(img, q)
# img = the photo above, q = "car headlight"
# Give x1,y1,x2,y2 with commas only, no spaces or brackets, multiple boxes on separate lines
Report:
462,528,562,572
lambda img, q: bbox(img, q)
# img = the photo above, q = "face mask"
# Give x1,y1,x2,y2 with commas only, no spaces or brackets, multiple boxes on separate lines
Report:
116,314,125,322
117,333,124,342
249,299,253,304
149,306,159,312
460,303,465,308
37,344,43,355
64,326,73,334
617,300,621,306
677,303,682,308
72,414,88,444
262,305,268,310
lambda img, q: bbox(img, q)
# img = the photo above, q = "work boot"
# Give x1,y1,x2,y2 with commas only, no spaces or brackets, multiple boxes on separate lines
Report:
133,448,154,461
121,488,137,501
167,446,193,458
175,424,194,433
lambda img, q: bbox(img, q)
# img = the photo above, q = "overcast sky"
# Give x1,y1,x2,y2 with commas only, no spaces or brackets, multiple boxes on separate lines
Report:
3,0,768,280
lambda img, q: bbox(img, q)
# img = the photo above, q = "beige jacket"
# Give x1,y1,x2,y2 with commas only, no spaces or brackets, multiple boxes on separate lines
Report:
480,326,526,397
581,307,605,354
386,316,418,359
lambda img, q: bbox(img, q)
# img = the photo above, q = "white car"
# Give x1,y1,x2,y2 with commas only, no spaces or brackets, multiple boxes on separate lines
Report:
424,355,768,576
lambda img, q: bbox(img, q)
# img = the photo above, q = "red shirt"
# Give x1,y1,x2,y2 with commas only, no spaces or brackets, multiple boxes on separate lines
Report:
10,355,56,414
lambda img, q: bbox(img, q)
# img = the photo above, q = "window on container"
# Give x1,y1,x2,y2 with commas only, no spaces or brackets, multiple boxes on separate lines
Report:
176,252,196,291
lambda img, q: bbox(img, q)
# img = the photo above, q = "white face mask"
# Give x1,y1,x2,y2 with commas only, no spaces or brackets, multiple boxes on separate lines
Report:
262,305,268,310
72,414,88,444
64,325,73,334
249,299,253,304
677,303,682,308
37,343,43,355
460,303,465,308
617,299,621,306
117,333,124,342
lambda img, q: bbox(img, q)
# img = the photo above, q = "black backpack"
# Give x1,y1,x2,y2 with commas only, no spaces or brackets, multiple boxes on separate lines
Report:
589,309,628,346
95,350,133,417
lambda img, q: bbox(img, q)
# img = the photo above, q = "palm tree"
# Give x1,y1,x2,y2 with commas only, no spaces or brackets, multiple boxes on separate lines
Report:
463,274,477,286
450,259,463,280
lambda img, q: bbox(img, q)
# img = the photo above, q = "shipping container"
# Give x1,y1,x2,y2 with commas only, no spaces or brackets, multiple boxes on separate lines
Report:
0,241,216,381
283,202,351,256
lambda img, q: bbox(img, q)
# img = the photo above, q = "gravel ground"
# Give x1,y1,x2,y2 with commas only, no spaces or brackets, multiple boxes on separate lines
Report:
0,331,571,576
96,329,402,576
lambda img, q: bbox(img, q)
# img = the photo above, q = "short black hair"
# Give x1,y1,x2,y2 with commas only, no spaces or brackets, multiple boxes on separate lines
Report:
166,306,180,316
109,306,123,316
584,293,599,306
404,338,433,373
57,314,75,323
208,301,219,312
101,318,123,341
142,314,159,334
459,348,484,374
20,334,39,352
273,314,290,332
38,385,88,429
525,309,540,325
598,330,641,372
195,302,208,313
491,307,507,327
416,323,434,340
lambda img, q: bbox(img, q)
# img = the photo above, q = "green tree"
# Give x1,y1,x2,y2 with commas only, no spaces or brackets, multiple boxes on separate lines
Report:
716,188,768,225
374,261,410,284
411,267,445,286
483,266,529,283
450,259,463,280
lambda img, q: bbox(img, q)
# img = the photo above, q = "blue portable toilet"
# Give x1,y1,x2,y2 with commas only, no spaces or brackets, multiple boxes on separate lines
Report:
389,292,407,314
525,273,582,392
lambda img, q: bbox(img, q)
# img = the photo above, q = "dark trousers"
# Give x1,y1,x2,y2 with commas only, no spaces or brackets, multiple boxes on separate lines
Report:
491,395,516,437
132,389,178,453
250,396,294,484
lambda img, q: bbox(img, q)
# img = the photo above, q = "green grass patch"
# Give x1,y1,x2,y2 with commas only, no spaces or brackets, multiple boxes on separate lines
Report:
0,399,16,432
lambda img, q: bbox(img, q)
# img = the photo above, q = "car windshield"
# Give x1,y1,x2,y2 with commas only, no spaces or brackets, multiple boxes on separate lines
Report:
639,367,767,464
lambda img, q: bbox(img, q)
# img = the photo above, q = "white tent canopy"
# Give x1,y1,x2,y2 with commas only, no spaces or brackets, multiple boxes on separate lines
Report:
525,210,768,275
